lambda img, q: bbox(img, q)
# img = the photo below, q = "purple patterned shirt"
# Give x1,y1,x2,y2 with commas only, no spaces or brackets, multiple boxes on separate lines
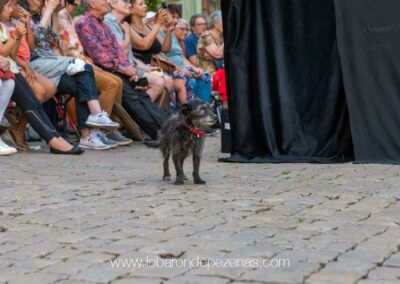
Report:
75,12,130,72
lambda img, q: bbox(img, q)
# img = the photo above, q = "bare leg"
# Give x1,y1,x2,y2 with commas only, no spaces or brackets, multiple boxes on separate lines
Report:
87,100,102,114
173,78,187,104
144,73,164,102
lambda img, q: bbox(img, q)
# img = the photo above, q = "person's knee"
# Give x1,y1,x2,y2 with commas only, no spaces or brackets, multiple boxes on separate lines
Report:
84,64,94,73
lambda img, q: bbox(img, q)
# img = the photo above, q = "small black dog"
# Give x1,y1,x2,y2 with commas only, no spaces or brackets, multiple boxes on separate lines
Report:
159,99,217,185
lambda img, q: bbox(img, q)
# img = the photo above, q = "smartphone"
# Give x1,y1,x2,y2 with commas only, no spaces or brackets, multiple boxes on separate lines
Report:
135,77,149,87
161,1,167,9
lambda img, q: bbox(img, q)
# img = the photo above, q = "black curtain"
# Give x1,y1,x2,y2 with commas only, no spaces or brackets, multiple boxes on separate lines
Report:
220,0,354,163
334,0,400,163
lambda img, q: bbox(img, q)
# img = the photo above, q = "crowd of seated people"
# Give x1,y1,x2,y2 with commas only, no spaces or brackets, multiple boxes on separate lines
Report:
0,0,226,156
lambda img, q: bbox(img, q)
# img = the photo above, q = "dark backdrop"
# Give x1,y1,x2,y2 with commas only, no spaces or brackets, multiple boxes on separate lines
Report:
220,0,353,163
334,0,400,163
221,0,400,163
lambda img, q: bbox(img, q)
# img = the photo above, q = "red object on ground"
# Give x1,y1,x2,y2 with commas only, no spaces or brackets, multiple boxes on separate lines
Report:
212,68,227,102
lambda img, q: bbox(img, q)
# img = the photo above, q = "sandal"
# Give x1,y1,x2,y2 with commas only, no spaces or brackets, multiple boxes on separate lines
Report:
5,128,28,151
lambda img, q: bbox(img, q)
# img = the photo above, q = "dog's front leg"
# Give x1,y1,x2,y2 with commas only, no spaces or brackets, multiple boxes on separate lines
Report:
193,151,206,185
173,154,185,185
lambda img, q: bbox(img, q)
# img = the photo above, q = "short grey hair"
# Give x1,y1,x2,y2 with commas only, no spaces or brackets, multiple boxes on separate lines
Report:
176,18,189,28
209,11,222,28
189,14,207,29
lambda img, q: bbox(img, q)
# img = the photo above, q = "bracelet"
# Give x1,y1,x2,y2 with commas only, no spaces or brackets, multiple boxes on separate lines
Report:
13,35,20,41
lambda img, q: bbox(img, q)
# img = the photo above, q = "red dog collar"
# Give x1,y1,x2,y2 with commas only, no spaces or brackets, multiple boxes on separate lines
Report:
185,125,206,137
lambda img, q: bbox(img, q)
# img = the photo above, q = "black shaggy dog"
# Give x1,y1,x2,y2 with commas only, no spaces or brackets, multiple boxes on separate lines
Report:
159,99,217,185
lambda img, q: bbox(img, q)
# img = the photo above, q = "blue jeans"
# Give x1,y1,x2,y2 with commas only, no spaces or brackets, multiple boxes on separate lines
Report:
57,64,99,129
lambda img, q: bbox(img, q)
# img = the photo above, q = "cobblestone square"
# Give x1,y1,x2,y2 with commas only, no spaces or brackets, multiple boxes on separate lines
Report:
1,136,399,283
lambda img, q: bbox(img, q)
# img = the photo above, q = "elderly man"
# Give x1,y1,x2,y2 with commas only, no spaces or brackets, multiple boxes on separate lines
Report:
75,0,168,141
103,0,166,102
184,14,208,66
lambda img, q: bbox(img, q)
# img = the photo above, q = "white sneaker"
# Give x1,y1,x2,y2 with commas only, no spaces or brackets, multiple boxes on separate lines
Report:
0,137,17,155
86,111,120,130
92,130,118,149
78,131,112,150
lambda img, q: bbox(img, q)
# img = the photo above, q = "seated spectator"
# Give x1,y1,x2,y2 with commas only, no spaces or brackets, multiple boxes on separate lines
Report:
197,11,224,74
184,13,207,66
22,0,120,150
162,8,212,103
0,54,16,155
129,0,188,105
75,0,169,141
103,0,165,103
55,0,132,146
2,0,57,150
212,67,227,109
0,3,82,154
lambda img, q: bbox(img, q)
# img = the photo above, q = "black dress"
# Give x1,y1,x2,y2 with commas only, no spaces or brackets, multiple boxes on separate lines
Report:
132,31,162,65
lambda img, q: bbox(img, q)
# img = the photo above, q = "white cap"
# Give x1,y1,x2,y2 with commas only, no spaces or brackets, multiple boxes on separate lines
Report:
145,11,156,19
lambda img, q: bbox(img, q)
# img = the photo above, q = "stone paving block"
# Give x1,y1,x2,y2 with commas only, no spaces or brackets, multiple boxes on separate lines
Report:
368,266,400,280
112,278,163,284
42,260,95,275
384,253,400,268
2,137,400,283
71,263,130,283
165,275,230,284
305,271,363,284
7,272,68,284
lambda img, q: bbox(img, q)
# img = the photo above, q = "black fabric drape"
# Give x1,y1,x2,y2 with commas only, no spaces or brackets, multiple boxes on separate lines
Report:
220,0,354,163
334,0,400,163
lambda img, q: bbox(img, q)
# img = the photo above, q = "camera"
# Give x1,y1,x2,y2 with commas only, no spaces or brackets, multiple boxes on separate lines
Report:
65,0,78,5
161,1,167,9
135,77,149,87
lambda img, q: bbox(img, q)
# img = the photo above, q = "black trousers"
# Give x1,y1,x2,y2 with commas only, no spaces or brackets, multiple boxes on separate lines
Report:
12,74,59,142
114,73,169,139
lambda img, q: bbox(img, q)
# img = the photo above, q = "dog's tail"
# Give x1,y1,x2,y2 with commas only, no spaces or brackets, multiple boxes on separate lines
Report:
143,139,160,148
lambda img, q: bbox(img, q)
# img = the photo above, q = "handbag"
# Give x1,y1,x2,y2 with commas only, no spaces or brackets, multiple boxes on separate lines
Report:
151,53,177,74
0,68,15,80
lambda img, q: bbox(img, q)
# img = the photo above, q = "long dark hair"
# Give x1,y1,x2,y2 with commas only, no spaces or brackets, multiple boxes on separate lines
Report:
0,0,11,15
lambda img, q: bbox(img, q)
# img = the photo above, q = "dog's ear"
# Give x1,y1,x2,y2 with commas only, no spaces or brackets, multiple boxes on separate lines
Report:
181,104,190,115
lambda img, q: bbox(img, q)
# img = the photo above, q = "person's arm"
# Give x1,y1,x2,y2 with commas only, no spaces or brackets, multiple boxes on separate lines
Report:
0,55,10,72
159,28,171,52
0,24,25,58
18,6,35,50
40,0,59,29
182,55,197,70
130,9,168,51
14,55,36,82
205,43,224,59
119,21,132,55
56,10,80,57
76,19,135,78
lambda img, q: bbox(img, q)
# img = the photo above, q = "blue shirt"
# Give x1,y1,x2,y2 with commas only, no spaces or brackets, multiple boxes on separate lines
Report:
184,33,199,58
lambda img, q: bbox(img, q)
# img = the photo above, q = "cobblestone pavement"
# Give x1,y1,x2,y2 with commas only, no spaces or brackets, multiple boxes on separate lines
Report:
1,136,400,284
